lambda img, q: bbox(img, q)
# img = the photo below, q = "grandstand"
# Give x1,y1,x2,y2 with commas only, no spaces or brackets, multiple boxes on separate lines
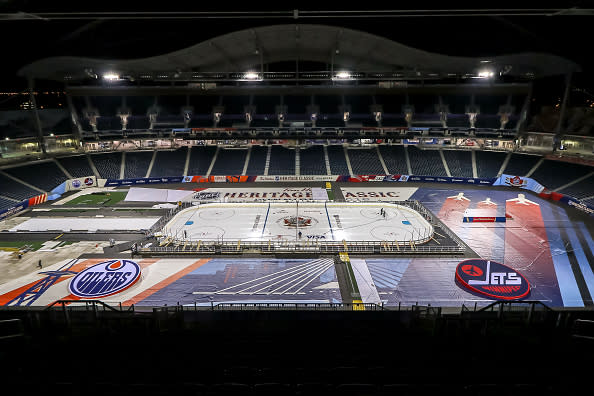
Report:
0,16,593,396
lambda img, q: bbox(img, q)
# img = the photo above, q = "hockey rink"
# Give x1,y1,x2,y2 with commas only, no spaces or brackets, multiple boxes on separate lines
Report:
161,202,434,243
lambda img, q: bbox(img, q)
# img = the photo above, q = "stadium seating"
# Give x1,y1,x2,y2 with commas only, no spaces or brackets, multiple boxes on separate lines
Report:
475,150,506,178
4,160,68,192
245,146,268,175
503,153,541,176
90,152,122,180
407,146,446,176
347,148,385,175
327,145,350,175
150,148,187,177
378,145,408,174
299,145,327,175
447,114,469,128
268,145,295,175
210,148,248,175
380,115,407,127
0,172,42,201
124,151,154,179
126,116,151,130
188,116,214,128
187,145,217,175
56,155,94,178
442,149,473,178
557,174,594,200
531,160,594,190
96,116,122,131
475,114,500,129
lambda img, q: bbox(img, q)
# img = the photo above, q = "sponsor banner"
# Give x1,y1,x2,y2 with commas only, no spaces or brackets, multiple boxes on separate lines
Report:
0,201,29,221
493,174,545,194
455,259,530,300
183,175,254,183
560,196,594,216
341,187,418,202
104,176,184,186
255,175,339,182
0,193,47,221
183,187,316,202
403,175,497,185
66,176,97,191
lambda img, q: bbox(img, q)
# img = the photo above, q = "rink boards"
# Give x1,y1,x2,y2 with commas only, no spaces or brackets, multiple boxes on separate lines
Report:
162,202,434,244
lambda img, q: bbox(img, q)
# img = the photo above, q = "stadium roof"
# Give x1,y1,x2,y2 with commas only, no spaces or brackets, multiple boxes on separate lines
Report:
17,24,581,82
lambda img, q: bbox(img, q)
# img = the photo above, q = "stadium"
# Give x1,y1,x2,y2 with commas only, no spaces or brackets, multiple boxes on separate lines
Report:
1,3,594,395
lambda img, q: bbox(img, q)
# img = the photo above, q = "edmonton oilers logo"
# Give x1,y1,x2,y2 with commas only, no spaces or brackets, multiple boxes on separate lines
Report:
455,259,530,300
69,259,141,298
71,179,81,188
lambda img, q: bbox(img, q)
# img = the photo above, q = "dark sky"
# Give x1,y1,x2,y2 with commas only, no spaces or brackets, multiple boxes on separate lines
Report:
0,0,592,94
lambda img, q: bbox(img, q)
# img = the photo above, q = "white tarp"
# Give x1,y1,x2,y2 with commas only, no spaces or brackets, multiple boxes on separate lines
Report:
9,217,160,232
125,187,193,203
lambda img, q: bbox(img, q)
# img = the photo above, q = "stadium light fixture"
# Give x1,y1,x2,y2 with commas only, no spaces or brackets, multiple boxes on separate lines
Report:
333,71,352,80
242,72,262,81
477,70,495,78
103,73,120,81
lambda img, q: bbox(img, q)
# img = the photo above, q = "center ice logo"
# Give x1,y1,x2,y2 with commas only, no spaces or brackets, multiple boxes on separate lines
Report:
455,259,530,300
69,259,141,298
278,215,318,228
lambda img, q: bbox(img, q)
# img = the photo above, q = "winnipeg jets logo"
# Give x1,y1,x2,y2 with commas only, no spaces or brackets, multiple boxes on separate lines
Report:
455,259,530,300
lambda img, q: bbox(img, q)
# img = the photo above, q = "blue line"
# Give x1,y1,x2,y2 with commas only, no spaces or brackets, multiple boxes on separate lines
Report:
325,201,335,240
261,202,271,237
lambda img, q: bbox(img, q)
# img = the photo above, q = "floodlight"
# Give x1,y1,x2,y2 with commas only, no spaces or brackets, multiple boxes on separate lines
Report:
4,137,9,140
477,70,495,78
243,72,261,80
103,73,119,81
334,71,351,79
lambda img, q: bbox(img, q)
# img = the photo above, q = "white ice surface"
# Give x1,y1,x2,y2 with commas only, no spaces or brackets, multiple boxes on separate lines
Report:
162,202,433,243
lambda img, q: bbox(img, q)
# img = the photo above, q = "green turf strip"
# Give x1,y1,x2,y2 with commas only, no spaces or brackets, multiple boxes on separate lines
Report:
63,191,127,207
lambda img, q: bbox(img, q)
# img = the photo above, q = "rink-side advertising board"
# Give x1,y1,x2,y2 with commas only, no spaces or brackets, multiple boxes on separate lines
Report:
340,187,419,202
185,187,327,202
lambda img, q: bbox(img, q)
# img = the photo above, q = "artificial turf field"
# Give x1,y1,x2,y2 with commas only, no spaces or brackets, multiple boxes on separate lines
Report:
63,191,127,207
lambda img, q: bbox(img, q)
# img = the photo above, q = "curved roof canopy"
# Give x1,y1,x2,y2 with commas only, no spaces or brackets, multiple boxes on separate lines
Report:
18,24,581,81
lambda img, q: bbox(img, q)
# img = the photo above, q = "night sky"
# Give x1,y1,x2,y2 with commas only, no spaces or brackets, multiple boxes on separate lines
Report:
0,0,592,104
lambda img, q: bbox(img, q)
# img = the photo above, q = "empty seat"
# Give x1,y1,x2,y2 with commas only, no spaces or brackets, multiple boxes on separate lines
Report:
4,161,68,191
245,146,268,175
56,155,94,178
